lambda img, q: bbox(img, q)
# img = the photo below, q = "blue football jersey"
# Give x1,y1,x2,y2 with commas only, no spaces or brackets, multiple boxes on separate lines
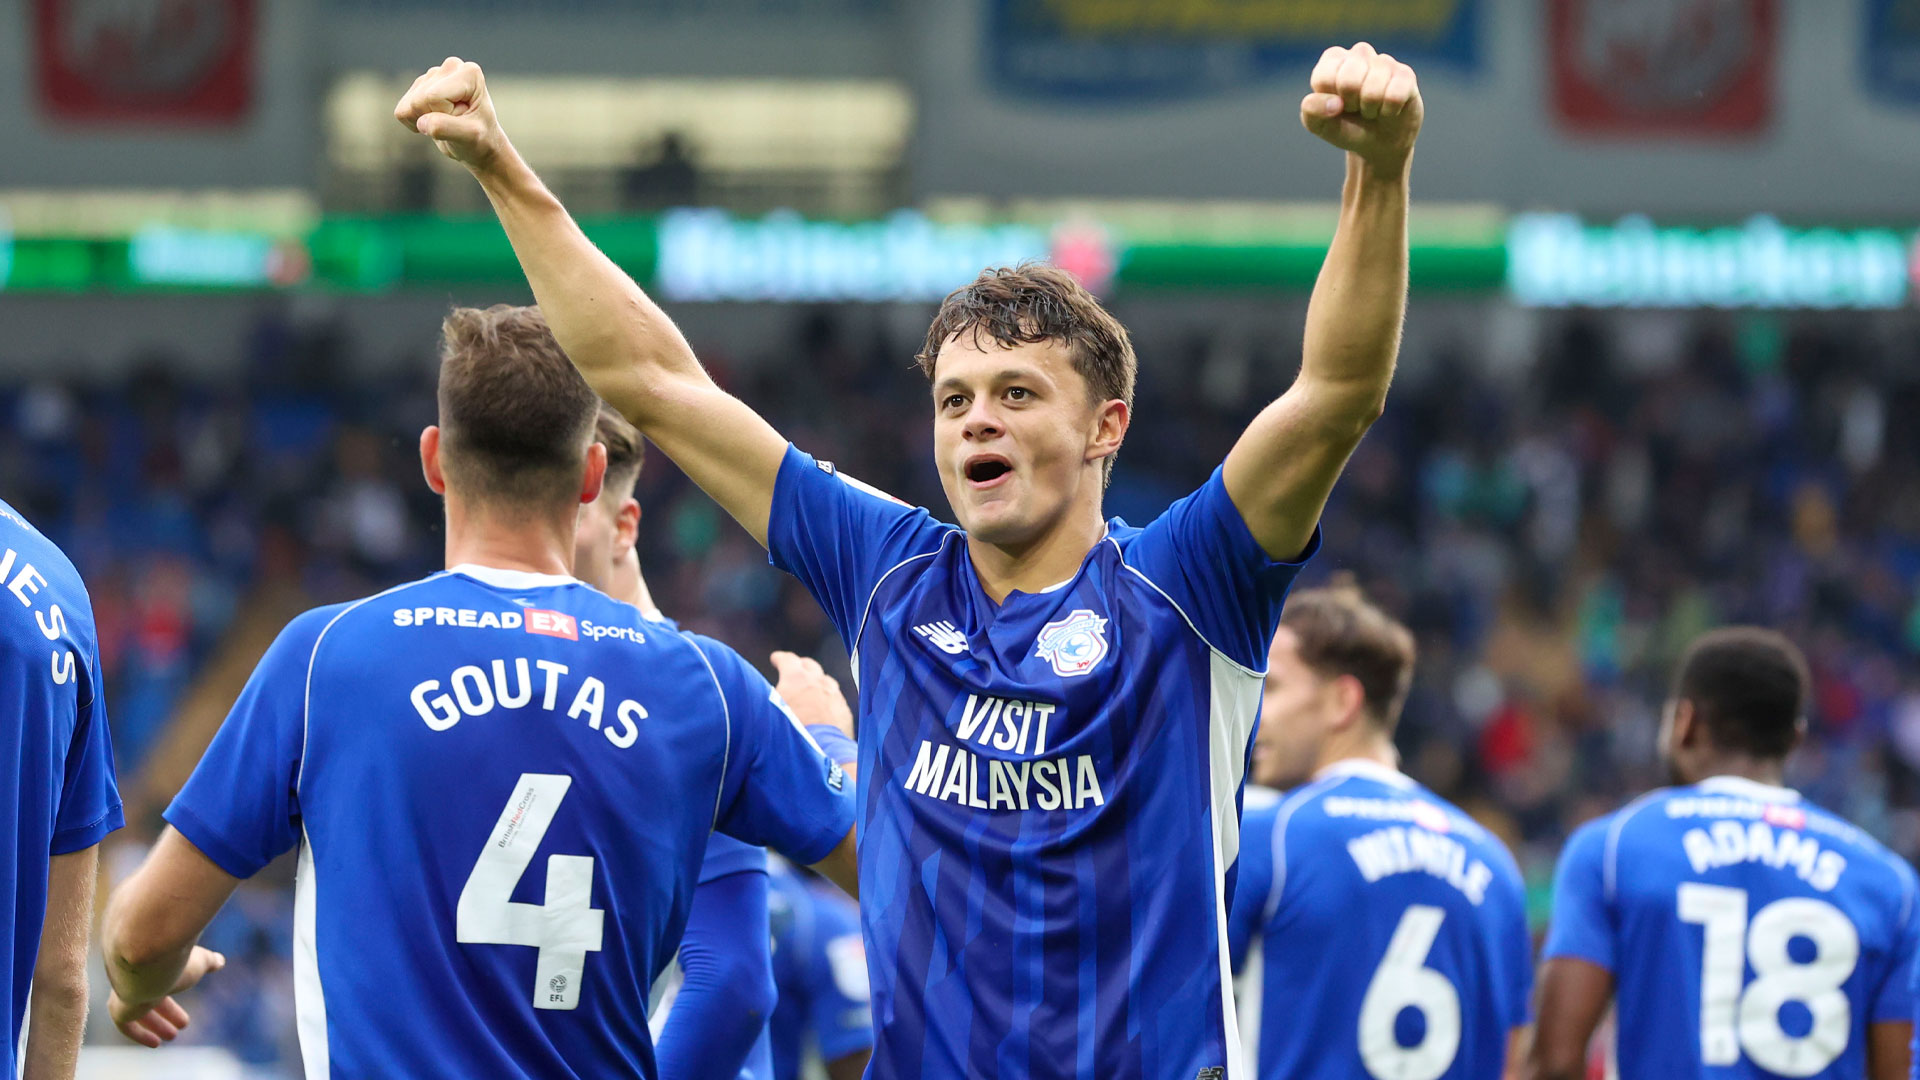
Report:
1545,775,1920,1080
767,445,1315,1080
0,498,123,1071
166,564,854,1080
642,608,779,1080
768,857,873,1080
651,832,775,1080
1227,762,1532,1080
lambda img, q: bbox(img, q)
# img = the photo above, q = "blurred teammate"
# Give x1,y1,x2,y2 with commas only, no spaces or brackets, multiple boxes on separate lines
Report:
1531,628,1917,1080
100,305,857,1080
398,41,1420,1078
1228,584,1531,1080
575,404,857,1080
767,857,873,1080
1,499,123,1079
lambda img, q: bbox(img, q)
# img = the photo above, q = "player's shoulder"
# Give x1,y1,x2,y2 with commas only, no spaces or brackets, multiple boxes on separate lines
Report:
1796,797,1918,897
0,499,90,608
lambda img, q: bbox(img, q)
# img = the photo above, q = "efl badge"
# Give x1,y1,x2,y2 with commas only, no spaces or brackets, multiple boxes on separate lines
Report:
1034,609,1109,678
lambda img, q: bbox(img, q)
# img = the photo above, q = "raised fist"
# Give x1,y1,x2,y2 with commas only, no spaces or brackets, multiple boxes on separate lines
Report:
1300,42,1423,172
394,57,507,172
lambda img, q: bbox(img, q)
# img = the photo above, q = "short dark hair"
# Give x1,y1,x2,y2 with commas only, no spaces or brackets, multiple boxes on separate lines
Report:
916,263,1136,482
437,305,599,508
1280,581,1417,730
1673,627,1809,760
594,403,646,500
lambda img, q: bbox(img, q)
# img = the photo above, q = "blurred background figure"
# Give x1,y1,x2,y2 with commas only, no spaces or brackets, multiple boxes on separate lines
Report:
4,0,1920,1075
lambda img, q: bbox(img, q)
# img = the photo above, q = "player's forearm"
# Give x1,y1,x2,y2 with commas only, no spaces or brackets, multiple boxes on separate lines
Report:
1298,154,1408,432
100,897,196,1009
21,977,86,1080
472,149,709,423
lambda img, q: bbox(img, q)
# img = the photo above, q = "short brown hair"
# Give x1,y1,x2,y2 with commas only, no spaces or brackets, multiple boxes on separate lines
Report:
437,305,599,508
1673,627,1809,760
1280,581,1417,730
916,264,1136,481
595,403,646,500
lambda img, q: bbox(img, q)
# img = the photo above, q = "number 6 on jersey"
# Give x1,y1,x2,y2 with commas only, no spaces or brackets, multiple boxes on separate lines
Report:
457,773,606,1009
1358,905,1462,1080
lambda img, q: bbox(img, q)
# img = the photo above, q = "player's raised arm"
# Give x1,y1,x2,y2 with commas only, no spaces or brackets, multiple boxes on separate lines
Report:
394,58,787,545
1222,42,1420,559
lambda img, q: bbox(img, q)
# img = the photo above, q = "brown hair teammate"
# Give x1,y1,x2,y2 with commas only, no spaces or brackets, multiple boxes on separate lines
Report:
1228,584,1533,1079
397,43,1422,1080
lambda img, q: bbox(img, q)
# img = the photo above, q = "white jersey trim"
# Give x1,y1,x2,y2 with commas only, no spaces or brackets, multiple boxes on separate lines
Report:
1264,775,1347,921
1311,758,1416,788
1695,775,1801,803
1110,538,1265,681
293,826,327,1080
1602,790,1669,903
446,563,581,589
1205,651,1262,1077
848,533,957,690
685,642,735,833
297,577,442,791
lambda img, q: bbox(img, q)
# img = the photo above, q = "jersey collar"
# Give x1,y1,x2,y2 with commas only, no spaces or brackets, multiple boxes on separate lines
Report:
447,563,580,590
1696,775,1801,803
1311,758,1416,789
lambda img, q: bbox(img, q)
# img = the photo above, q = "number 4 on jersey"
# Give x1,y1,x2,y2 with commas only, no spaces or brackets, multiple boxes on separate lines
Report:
457,773,606,1010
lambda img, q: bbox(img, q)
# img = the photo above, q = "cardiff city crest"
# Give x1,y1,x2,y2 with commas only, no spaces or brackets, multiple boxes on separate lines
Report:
1034,609,1109,678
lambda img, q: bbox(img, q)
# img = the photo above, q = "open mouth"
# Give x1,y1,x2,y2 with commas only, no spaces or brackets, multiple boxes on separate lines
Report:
964,455,1013,486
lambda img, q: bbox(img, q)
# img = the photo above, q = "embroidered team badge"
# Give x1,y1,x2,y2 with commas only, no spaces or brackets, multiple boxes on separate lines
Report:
1033,609,1109,678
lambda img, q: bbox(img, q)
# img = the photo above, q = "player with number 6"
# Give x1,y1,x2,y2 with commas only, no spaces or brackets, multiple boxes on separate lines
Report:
1529,628,1919,1080
1227,583,1532,1080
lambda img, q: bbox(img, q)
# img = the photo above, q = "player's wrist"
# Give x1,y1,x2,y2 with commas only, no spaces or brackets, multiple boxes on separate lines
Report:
1348,149,1413,188
466,132,528,187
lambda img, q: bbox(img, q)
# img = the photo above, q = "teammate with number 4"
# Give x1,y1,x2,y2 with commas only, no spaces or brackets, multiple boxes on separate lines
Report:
396,40,1420,1079
1228,584,1532,1080
100,305,858,1080
1530,628,1918,1080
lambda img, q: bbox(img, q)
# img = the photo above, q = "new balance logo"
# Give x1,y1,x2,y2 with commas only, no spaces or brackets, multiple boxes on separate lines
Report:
914,621,968,655
1196,1069,1224,1080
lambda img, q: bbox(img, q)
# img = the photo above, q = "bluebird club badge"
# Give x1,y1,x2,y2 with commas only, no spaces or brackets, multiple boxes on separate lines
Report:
1033,609,1110,678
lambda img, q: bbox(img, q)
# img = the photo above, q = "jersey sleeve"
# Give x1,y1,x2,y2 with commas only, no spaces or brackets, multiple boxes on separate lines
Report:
1228,801,1279,973
656,867,777,1080
1872,863,1920,1023
164,606,337,878
1118,466,1319,672
803,884,875,1064
765,444,953,652
51,637,123,854
698,833,770,884
1540,818,1616,972
695,636,857,865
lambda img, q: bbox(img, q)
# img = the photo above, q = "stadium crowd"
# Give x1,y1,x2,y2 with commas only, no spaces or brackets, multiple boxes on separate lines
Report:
4,302,1917,1069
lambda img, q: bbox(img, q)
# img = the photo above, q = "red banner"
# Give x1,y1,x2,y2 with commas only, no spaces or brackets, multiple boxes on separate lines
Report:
1550,0,1774,135
35,0,254,124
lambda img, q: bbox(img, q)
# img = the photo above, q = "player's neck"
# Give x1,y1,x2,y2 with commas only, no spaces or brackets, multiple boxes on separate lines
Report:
1315,731,1399,778
966,505,1108,604
1689,755,1788,789
442,497,576,579
607,552,659,615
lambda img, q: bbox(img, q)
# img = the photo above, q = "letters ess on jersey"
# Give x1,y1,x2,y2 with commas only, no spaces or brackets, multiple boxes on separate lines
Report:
768,446,1315,1080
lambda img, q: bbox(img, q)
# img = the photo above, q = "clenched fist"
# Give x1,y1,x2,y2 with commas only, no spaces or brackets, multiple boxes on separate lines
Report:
394,57,509,173
1301,42,1422,172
